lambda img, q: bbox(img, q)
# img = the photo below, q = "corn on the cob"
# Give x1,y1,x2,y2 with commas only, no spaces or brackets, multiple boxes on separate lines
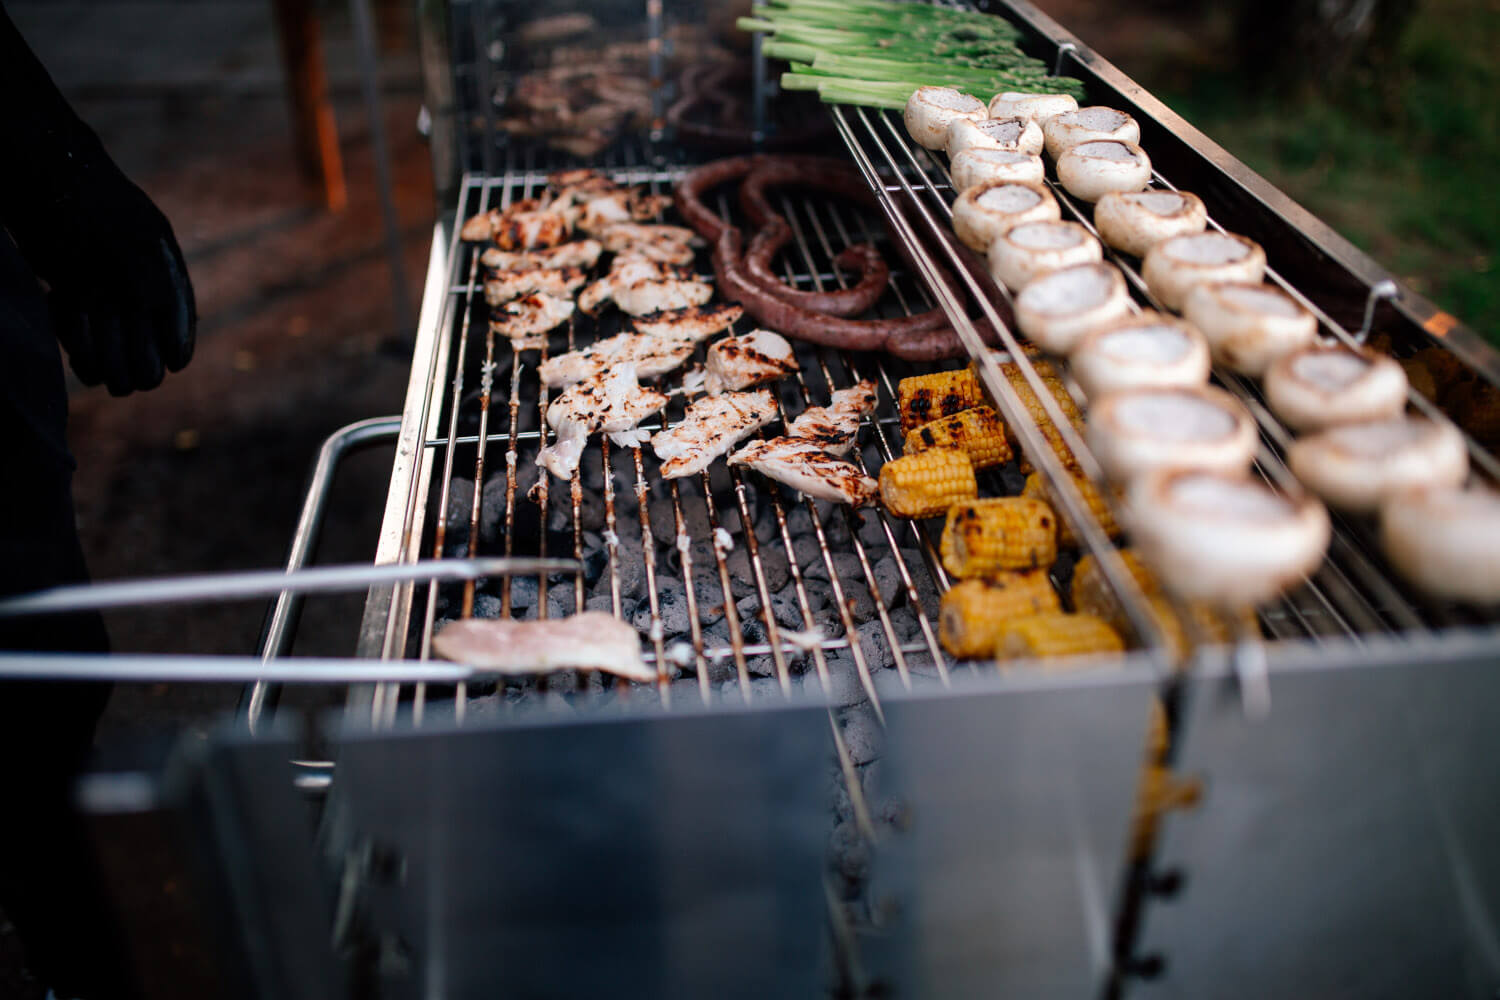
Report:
897,369,983,432
1022,471,1120,546
1071,549,1160,624
939,573,1061,658
904,406,1013,469
940,497,1058,577
994,612,1124,663
1130,764,1201,860
878,447,977,518
986,369,1084,472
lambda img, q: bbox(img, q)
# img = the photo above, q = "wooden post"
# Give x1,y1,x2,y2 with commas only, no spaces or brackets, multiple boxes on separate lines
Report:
271,0,349,212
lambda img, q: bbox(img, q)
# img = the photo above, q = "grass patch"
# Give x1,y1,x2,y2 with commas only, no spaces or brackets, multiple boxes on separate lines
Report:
1148,0,1500,340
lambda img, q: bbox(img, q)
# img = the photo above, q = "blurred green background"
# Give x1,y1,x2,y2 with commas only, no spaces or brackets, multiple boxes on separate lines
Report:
1047,0,1499,341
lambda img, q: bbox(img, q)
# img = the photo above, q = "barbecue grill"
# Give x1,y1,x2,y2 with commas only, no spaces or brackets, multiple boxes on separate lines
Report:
10,1,1500,996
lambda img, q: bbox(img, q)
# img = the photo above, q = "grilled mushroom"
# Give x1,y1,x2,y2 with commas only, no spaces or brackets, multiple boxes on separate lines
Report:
987,220,1102,292
1012,262,1132,354
988,91,1079,124
1055,140,1152,202
1181,281,1317,376
1263,344,1409,431
949,148,1046,193
904,86,987,150
1381,485,1500,603
1093,190,1207,258
1087,384,1257,482
1125,467,1331,607
1069,312,1211,399
1042,106,1141,159
1287,415,1468,512
1142,232,1266,312
944,115,1044,158
952,180,1059,252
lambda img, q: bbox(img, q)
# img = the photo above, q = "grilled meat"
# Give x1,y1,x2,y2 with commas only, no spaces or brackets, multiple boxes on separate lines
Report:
539,364,669,478
705,328,799,394
579,254,711,316
787,380,877,456
632,303,743,341
461,196,575,248
538,329,697,388
652,389,780,479
598,223,699,266
481,240,603,273
483,265,588,306
728,437,878,506
490,292,575,348
433,612,652,682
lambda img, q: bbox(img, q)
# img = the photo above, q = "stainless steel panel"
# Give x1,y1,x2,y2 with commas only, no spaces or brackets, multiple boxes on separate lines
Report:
873,661,1160,997
1137,633,1500,999
322,697,833,998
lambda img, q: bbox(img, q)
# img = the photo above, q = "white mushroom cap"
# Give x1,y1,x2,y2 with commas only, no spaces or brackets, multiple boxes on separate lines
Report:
988,91,1079,124
945,116,1044,158
1069,312,1212,399
1055,140,1152,202
1142,232,1267,312
904,86,987,150
949,148,1045,193
1287,415,1469,512
1087,384,1257,483
1181,281,1317,376
986,220,1102,292
1126,467,1331,607
1381,485,1500,603
1042,106,1141,159
1094,190,1207,258
1013,262,1132,355
952,180,1060,252
1263,344,1410,431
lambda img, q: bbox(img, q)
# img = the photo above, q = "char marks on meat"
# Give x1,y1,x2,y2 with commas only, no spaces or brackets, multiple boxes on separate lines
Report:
484,265,588,306
728,437,878,506
786,380,877,456
539,364,669,479
481,240,603,273
598,223,700,266
652,389,780,479
705,328,800,394
490,292,575,347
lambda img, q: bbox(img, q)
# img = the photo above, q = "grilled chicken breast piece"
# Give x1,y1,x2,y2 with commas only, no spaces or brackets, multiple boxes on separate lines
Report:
632,303,742,341
490,292,575,347
578,255,692,314
579,254,712,317
729,437,878,506
537,304,744,388
597,223,699,266
539,364,669,478
652,390,780,479
787,380,878,456
433,612,652,682
481,239,602,273
705,329,800,394
462,197,575,249
483,265,588,306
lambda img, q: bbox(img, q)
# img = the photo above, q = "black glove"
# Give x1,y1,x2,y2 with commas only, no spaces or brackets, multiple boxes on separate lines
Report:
0,5,195,396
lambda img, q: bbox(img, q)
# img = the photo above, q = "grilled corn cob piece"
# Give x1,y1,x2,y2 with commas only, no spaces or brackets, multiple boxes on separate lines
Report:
975,365,1084,471
994,612,1125,663
1022,470,1120,546
878,447,977,518
1071,549,1160,623
897,369,984,432
904,406,1013,469
940,497,1059,577
939,572,1062,658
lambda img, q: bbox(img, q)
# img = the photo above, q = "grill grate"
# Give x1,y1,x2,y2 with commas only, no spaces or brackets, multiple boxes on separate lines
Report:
830,102,1500,657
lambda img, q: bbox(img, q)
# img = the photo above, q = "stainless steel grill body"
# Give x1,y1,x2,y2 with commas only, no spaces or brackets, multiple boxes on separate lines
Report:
212,1,1500,995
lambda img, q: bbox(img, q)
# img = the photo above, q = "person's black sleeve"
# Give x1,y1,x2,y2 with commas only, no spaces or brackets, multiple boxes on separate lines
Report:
0,2,196,396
